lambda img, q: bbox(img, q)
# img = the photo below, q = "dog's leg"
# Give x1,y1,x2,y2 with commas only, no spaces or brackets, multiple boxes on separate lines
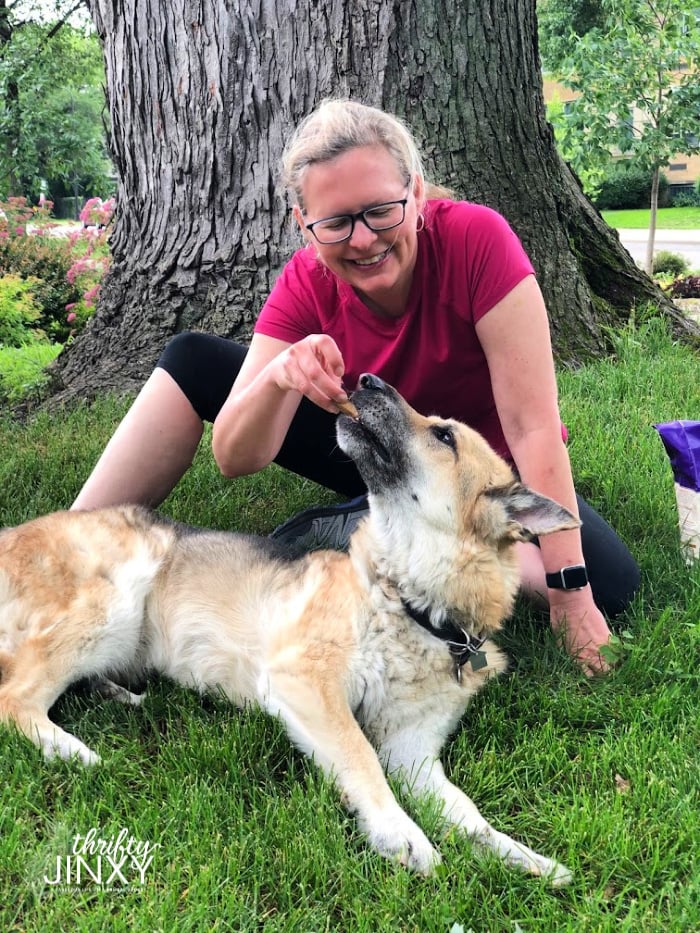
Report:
0,645,100,765
91,678,145,706
0,690,100,765
381,735,572,885
263,672,441,874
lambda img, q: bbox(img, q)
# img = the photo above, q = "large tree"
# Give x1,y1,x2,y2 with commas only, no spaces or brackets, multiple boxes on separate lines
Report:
50,0,698,402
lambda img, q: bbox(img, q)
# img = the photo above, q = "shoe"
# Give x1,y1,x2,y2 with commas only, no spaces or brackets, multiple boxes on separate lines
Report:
269,494,369,552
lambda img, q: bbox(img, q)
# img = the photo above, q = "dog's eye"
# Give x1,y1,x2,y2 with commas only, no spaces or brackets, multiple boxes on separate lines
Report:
431,425,456,451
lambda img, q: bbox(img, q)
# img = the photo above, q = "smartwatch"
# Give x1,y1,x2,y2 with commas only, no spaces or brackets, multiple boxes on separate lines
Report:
545,564,588,591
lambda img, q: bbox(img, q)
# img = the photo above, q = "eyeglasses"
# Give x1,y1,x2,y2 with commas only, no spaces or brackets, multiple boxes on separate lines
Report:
304,188,410,245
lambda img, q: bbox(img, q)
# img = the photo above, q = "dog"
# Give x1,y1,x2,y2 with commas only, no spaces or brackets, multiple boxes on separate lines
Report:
0,374,579,882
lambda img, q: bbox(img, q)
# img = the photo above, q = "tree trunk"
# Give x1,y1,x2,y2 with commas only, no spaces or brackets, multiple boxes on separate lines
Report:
49,0,698,403
645,164,660,275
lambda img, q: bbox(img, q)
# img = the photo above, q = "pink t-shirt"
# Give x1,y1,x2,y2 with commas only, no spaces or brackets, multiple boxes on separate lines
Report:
255,200,536,461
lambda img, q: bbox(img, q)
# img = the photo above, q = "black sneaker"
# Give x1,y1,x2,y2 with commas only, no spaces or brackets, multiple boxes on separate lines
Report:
269,494,369,552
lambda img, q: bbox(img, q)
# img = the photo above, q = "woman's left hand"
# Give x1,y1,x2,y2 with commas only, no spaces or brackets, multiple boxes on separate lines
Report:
548,588,613,676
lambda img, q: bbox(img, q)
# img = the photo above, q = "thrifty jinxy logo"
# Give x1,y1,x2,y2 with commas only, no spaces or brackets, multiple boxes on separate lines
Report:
43,827,161,889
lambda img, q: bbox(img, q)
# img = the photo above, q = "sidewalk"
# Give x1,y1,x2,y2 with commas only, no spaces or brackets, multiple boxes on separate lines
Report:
615,228,700,242
616,228,700,269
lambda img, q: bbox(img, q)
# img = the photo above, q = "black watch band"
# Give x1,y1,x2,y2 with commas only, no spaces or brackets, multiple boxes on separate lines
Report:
545,564,588,590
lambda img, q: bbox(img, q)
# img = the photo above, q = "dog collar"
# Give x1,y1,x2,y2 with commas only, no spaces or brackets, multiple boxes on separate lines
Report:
401,600,488,682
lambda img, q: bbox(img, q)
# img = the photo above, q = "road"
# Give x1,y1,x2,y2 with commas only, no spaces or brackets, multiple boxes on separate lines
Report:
617,228,700,271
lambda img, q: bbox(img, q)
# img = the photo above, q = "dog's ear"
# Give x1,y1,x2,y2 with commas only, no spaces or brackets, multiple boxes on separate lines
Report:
488,483,580,541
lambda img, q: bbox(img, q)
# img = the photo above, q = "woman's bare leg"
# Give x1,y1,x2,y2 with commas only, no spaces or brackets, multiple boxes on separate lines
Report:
72,368,204,510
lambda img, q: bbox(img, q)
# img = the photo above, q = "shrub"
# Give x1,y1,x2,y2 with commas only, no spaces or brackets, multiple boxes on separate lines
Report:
652,251,689,278
593,163,669,210
669,275,700,299
0,275,44,346
64,218,113,335
0,195,112,342
80,196,115,228
0,235,82,341
671,188,700,207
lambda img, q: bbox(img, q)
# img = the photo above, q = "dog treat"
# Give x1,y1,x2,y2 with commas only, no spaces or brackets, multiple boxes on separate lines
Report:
654,420,700,564
336,398,359,419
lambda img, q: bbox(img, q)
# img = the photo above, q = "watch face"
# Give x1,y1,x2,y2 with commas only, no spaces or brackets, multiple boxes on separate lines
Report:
561,565,588,589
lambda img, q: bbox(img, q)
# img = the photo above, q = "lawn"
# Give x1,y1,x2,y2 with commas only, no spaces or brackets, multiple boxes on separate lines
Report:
0,318,699,932
602,206,700,229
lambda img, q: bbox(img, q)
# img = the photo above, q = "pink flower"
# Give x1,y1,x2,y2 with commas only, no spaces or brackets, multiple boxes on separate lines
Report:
67,312,77,323
83,284,100,306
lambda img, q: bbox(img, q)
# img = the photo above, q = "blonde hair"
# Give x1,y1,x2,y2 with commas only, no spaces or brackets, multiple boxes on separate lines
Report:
282,98,426,211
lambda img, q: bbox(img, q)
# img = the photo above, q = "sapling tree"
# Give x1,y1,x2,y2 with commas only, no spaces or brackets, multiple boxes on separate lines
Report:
554,0,700,272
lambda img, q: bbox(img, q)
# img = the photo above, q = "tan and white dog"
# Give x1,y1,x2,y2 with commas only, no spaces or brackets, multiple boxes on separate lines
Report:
0,374,578,882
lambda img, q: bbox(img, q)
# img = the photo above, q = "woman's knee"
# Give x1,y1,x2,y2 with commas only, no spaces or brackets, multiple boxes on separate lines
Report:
577,495,641,619
156,332,247,422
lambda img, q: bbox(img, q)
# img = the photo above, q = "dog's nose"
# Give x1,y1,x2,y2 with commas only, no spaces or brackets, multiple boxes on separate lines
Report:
358,373,386,391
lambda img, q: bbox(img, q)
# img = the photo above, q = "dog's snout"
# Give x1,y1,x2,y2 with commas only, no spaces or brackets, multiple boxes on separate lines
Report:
358,373,387,392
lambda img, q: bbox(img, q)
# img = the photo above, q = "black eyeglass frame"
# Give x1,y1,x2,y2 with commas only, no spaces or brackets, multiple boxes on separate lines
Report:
304,188,411,245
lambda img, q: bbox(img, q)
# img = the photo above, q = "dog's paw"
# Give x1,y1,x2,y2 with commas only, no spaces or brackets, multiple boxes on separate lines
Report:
477,825,572,885
543,860,573,887
514,848,573,887
368,812,441,875
92,678,145,706
41,731,101,766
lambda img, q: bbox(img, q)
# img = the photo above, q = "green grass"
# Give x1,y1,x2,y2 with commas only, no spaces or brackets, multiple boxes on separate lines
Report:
602,206,700,229
0,342,62,404
1,318,699,931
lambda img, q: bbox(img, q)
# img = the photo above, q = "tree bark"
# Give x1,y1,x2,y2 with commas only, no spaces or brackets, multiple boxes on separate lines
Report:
49,0,698,403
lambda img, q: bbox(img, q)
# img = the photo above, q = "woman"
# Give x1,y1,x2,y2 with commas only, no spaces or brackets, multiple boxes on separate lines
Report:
72,99,640,674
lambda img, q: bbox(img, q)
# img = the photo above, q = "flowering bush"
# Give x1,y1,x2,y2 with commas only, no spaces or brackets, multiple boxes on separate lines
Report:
61,196,115,336
0,196,55,238
0,195,113,342
0,226,81,341
79,196,115,229
669,276,700,299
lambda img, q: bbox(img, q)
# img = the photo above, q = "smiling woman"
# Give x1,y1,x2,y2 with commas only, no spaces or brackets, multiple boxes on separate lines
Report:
292,147,420,318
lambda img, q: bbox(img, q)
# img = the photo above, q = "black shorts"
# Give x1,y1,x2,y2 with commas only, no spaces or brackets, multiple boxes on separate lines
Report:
157,331,640,617
157,331,365,496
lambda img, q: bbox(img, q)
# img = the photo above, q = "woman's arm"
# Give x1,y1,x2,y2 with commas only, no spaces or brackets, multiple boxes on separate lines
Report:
212,332,349,477
475,275,612,673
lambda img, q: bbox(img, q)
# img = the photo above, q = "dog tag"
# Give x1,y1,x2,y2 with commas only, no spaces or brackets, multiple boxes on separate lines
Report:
468,650,488,672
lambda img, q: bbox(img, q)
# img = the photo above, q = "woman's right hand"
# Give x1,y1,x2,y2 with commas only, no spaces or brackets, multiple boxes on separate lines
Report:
270,334,351,413
212,333,352,478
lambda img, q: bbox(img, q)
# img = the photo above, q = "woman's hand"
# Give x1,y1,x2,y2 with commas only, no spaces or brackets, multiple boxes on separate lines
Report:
548,588,613,676
270,334,351,413
213,333,350,478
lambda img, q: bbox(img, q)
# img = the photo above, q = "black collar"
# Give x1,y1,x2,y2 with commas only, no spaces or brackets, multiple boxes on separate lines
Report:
401,599,488,681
